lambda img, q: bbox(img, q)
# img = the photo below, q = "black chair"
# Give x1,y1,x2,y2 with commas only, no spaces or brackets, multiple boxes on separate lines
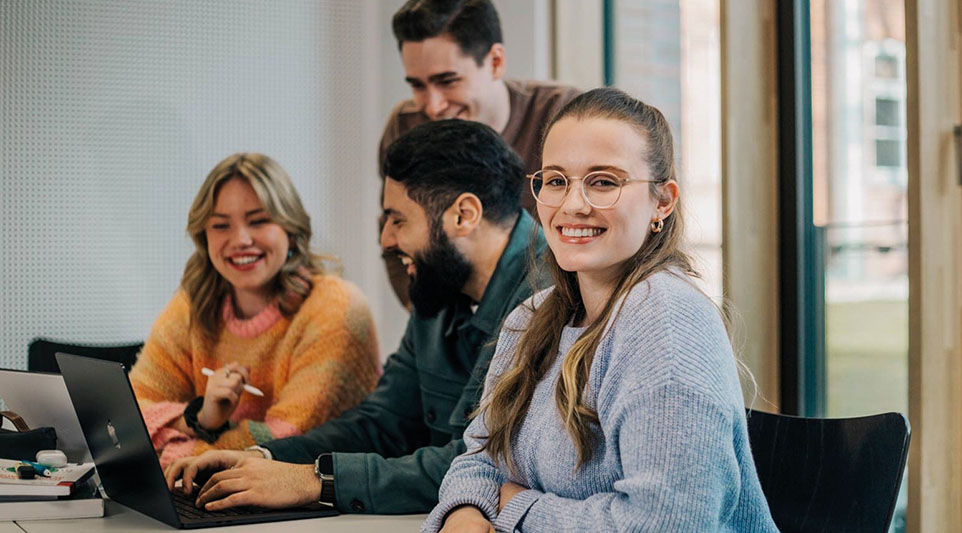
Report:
746,408,910,533
28,337,144,373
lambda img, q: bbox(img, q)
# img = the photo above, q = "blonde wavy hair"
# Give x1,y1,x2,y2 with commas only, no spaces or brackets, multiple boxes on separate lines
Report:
478,88,701,475
181,153,329,341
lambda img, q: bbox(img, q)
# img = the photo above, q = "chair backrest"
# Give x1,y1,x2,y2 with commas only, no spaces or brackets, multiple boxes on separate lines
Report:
746,409,910,533
28,337,144,373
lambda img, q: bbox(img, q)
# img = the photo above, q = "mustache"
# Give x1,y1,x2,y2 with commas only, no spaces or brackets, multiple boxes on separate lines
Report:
382,246,407,260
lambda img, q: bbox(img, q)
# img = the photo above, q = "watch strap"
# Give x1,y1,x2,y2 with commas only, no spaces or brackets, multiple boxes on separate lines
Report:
314,453,336,506
182,396,229,443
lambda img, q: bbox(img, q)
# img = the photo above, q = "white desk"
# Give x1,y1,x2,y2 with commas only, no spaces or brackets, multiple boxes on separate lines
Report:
0,522,24,533
12,501,427,532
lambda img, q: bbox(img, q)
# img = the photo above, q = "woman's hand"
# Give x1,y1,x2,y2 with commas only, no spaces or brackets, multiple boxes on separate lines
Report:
499,481,527,513
278,265,314,312
197,362,250,430
440,506,495,533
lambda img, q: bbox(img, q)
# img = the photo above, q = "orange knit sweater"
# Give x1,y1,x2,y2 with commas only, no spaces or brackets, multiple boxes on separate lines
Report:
129,274,380,468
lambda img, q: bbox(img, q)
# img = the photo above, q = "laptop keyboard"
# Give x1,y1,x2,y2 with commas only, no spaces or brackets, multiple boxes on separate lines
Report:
172,489,264,521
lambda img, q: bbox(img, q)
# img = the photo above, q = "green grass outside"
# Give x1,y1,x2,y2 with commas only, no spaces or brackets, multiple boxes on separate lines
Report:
826,299,908,417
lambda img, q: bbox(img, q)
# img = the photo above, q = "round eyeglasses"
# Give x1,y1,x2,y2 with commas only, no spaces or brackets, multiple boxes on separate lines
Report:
527,170,658,209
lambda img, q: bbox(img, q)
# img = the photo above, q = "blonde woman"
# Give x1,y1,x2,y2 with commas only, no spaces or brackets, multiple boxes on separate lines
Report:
130,153,380,468
424,89,778,532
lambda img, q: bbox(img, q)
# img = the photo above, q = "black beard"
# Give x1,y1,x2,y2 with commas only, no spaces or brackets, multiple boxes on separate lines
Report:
408,229,473,317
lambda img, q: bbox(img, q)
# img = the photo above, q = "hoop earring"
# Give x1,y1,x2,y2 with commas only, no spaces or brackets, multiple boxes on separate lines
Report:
650,219,664,233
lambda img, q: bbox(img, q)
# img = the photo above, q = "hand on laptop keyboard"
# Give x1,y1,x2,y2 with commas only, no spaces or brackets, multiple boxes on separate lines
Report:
165,449,259,495
166,449,324,511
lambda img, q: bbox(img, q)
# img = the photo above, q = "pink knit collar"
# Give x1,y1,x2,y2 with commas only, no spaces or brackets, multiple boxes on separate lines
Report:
221,295,282,338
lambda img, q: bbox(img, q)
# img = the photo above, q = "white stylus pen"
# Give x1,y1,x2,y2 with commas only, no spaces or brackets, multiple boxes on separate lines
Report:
201,367,265,397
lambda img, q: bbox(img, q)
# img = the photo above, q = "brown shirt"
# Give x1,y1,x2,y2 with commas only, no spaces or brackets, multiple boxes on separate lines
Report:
378,78,580,307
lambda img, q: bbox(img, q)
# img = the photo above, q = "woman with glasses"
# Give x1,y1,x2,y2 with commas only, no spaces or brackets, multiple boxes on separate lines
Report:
129,153,381,468
423,88,777,532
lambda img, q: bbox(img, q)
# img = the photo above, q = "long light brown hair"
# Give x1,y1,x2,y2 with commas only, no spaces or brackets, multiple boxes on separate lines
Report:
181,153,328,341
479,88,699,475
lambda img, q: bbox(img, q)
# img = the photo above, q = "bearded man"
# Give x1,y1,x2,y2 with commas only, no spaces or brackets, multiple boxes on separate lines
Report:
165,119,546,515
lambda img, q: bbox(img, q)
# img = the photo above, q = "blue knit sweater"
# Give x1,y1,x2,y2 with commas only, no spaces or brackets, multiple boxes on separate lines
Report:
423,272,778,532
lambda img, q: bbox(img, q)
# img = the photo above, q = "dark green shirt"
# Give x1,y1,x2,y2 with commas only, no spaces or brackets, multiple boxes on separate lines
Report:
264,211,545,514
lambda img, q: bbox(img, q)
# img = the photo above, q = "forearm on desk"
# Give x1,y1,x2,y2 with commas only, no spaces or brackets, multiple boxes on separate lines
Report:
330,438,467,515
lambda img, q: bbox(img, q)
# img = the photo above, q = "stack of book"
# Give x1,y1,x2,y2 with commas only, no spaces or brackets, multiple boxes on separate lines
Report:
0,458,103,520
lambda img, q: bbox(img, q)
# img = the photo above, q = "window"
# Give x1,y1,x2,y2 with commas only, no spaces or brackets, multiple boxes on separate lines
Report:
865,41,907,182
874,53,898,78
609,0,722,302
810,2,908,530
875,98,899,127
875,139,901,167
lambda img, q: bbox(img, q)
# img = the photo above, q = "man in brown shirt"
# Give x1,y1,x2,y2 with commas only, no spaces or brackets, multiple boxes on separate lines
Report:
380,0,580,307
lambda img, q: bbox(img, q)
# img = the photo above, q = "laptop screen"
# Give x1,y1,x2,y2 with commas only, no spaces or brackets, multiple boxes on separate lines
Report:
0,368,93,463
56,352,182,527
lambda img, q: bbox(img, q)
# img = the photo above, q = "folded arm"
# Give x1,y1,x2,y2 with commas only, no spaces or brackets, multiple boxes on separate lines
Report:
494,385,740,532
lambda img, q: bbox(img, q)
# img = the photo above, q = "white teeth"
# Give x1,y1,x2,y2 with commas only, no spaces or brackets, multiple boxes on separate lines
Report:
399,256,413,266
231,256,260,265
561,227,603,238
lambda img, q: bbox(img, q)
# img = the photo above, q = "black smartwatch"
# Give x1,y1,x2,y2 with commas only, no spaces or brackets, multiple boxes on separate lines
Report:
182,396,229,443
314,453,336,506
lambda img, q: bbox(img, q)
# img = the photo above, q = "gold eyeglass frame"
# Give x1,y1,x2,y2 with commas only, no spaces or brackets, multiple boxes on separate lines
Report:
527,169,658,209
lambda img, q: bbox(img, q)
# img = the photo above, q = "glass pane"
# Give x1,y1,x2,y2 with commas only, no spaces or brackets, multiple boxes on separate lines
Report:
810,1,908,531
875,139,902,167
612,0,722,302
875,98,900,127
875,54,898,78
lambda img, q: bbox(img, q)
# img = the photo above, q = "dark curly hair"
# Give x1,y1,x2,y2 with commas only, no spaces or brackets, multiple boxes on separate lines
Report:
382,118,523,228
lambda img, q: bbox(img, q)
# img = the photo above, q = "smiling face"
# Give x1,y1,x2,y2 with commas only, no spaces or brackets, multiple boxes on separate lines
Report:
205,178,289,306
538,116,660,285
400,35,502,128
380,177,473,315
380,177,431,276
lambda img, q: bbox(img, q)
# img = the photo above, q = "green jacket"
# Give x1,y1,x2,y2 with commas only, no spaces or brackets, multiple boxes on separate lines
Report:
264,211,546,514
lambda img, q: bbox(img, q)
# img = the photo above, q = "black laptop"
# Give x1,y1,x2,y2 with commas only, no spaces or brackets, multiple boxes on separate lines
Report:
56,352,338,528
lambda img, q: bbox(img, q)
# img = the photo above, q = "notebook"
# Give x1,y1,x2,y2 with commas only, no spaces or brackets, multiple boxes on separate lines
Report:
55,352,338,529
0,459,95,497
0,478,104,521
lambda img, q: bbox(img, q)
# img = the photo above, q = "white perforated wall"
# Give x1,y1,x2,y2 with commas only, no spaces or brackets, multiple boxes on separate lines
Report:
0,0,389,368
